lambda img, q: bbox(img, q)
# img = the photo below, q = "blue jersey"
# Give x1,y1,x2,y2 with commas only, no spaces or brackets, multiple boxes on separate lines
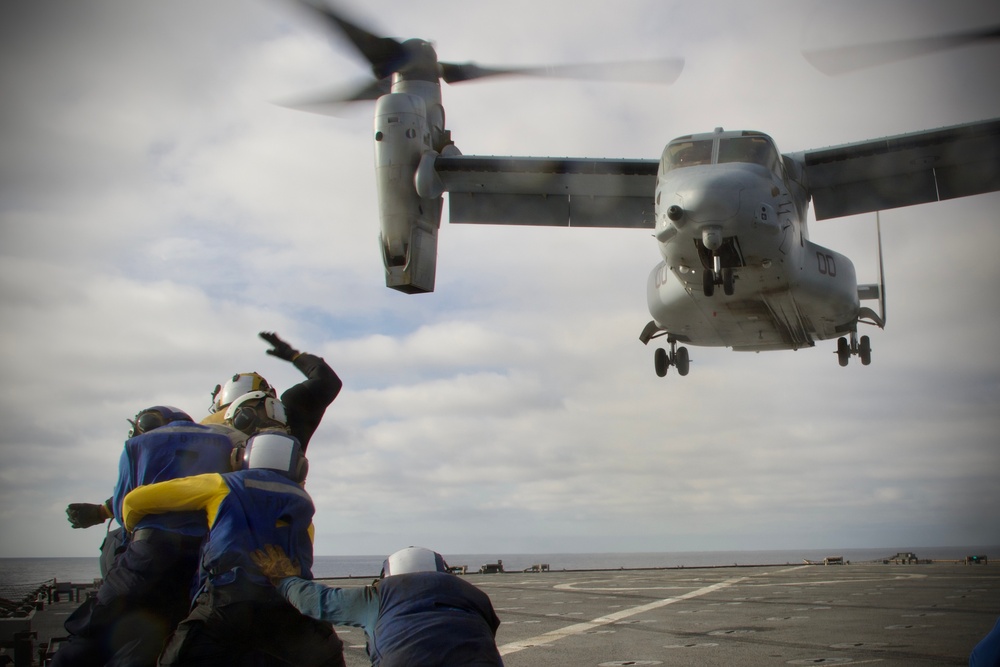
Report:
111,422,233,536
201,469,315,587
372,572,503,667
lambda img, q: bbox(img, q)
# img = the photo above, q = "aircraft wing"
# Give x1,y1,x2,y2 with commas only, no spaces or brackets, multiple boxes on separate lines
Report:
434,155,658,228
791,117,1000,220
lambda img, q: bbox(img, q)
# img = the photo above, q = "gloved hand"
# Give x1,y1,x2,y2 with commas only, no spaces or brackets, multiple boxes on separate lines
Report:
259,331,299,362
250,544,301,583
66,503,108,529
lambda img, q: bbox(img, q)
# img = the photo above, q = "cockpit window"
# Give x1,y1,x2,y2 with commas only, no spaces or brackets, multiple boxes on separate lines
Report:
717,136,778,171
663,134,782,177
664,140,712,171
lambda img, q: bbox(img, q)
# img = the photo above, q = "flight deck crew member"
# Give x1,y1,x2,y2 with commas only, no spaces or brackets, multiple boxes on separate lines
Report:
254,545,504,667
52,407,239,667
202,331,342,451
66,332,340,532
122,430,345,667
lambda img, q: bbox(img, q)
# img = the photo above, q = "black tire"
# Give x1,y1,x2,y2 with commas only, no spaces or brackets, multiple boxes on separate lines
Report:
654,347,669,377
703,270,715,297
723,268,734,296
837,337,850,367
676,346,690,376
859,335,872,365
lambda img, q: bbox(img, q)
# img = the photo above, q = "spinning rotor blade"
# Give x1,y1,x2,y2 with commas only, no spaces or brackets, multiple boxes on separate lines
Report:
804,24,1000,75
440,58,685,85
276,78,392,114
299,0,407,79
294,1,683,106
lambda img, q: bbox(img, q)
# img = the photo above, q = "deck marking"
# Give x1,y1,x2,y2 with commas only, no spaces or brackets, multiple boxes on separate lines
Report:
498,576,745,656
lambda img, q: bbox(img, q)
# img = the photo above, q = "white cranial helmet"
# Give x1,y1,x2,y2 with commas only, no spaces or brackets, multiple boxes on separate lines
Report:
235,431,308,483
382,547,449,577
223,391,288,436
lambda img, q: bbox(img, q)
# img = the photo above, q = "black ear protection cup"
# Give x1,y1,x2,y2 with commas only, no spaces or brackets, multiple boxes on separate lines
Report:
230,445,246,471
230,406,258,434
129,409,167,437
136,410,166,434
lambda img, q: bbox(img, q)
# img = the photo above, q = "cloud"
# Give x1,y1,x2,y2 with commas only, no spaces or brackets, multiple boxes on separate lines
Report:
1,0,999,559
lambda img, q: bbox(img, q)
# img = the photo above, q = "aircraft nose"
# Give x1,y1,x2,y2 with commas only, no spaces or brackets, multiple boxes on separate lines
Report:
675,172,747,225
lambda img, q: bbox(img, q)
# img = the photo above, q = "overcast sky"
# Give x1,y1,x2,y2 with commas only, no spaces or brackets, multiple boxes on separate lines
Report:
2,0,999,559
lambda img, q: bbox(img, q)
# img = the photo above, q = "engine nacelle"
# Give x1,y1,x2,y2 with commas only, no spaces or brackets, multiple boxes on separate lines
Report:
794,240,859,329
374,92,443,294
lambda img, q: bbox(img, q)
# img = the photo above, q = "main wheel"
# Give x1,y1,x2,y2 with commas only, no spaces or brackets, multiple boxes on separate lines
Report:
859,335,871,365
675,346,690,376
837,337,850,367
722,267,734,296
654,347,669,377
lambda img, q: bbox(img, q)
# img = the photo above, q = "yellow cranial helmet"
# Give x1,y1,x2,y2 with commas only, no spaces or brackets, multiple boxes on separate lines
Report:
210,372,274,414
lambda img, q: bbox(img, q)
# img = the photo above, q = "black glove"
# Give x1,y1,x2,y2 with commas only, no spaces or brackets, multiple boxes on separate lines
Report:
259,331,299,362
66,503,108,529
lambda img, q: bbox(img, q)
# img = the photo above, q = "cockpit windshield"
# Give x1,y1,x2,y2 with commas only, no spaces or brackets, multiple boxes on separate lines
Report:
718,136,778,170
663,140,712,170
663,133,780,174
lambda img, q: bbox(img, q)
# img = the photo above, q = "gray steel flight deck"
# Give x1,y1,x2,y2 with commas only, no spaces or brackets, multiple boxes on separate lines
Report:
13,561,998,665
331,562,997,667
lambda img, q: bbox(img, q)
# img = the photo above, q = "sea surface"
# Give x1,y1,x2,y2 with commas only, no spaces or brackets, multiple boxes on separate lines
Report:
2,545,994,593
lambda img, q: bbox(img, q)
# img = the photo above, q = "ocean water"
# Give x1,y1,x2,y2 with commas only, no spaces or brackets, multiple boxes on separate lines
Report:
1,545,994,591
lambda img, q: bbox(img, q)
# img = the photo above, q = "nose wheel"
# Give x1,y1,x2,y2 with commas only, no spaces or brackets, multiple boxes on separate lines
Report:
654,339,690,377
702,257,735,297
836,332,872,367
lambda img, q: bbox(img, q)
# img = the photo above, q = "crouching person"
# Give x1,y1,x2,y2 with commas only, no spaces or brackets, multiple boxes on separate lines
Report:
253,545,504,667
122,431,344,667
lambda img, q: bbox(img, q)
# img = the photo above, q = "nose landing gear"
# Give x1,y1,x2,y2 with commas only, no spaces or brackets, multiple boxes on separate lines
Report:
699,228,737,297
702,262,735,297
836,332,871,367
654,338,690,377
702,267,736,296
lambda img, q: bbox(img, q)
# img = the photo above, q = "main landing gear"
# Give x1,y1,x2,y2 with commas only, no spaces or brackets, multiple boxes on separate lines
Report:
654,338,690,377
836,332,871,367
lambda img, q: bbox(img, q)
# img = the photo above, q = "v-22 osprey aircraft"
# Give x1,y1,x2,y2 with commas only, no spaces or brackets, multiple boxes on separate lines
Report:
300,3,1000,377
